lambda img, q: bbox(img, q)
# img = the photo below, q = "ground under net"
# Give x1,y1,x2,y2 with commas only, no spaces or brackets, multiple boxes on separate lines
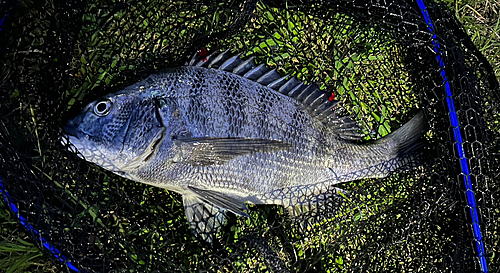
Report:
0,0,499,272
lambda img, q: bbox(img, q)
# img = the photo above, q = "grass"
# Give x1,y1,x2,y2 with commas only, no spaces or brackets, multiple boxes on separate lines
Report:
0,0,499,272
0,201,58,273
443,0,500,80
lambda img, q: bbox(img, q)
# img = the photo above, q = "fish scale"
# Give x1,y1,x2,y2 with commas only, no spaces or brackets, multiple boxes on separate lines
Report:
64,51,426,244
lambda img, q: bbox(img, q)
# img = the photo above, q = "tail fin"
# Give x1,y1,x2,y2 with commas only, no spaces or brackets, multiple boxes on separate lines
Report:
368,111,426,178
378,111,426,158
331,111,426,182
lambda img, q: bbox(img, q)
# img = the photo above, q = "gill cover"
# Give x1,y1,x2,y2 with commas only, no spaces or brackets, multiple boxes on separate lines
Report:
120,98,166,171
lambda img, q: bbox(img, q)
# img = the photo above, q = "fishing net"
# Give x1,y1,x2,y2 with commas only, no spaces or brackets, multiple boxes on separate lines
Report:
0,0,498,272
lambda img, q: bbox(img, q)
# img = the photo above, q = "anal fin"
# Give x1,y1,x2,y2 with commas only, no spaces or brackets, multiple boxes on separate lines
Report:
183,192,227,244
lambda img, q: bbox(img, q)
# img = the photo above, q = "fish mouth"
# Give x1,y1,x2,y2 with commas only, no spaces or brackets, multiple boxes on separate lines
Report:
63,112,88,140
62,121,89,158
63,124,87,139
60,125,87,160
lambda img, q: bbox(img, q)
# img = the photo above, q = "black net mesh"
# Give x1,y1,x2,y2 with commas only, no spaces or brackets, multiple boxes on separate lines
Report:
0,0,498,272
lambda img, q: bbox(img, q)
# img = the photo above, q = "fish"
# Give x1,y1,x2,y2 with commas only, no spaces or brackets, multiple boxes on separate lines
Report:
63,50,426,243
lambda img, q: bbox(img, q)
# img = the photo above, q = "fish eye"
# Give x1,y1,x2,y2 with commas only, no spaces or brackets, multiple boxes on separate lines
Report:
94,100,112,116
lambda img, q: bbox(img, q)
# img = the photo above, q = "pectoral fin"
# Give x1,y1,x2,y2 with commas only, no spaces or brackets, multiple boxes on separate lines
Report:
175,137,291,166
182,192,227,244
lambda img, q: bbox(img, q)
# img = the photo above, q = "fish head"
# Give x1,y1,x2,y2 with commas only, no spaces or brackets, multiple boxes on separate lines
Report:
63,91,166,173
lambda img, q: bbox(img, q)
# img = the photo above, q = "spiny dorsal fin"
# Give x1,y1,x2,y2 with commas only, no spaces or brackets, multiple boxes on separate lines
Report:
243,63,267,80
186,51,363,140
206,50,232,68
187,50,221,67
233,56,256,75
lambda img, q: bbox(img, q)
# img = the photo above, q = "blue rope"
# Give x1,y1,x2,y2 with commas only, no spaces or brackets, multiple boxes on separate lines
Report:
1,3,80,271
0,176,80,272
0,1,14,52
416,1,488,272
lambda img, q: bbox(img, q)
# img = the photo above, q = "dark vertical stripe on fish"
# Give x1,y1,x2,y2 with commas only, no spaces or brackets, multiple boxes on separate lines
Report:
223,75,244,137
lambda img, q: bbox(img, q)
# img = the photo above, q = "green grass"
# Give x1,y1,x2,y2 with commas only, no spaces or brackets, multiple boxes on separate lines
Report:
0,0,499,272
443,0,500,80
0,201,58,273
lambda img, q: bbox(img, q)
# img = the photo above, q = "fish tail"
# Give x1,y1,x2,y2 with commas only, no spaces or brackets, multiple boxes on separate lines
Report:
331,111,426,181
371,111,426,176
380,111,426,158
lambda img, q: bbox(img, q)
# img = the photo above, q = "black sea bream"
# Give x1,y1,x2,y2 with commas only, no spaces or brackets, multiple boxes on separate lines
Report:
63,51,426,243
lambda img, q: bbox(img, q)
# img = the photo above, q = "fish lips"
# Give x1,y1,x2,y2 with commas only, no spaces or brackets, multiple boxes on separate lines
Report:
61,121,89,160
62,123,88,158
63,111,90,140
63,124,87,140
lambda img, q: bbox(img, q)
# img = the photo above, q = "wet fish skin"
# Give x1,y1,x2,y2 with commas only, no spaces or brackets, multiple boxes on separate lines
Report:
63,53,425,243
64,91,165,175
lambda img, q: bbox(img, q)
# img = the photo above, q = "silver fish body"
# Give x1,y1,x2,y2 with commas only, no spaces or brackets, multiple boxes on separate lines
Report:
64,52,425,242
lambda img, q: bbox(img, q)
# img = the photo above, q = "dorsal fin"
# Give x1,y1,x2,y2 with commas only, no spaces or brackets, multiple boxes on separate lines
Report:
243,64,267,80
233,56,256,75
186,51,363,140
187,50,221,67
